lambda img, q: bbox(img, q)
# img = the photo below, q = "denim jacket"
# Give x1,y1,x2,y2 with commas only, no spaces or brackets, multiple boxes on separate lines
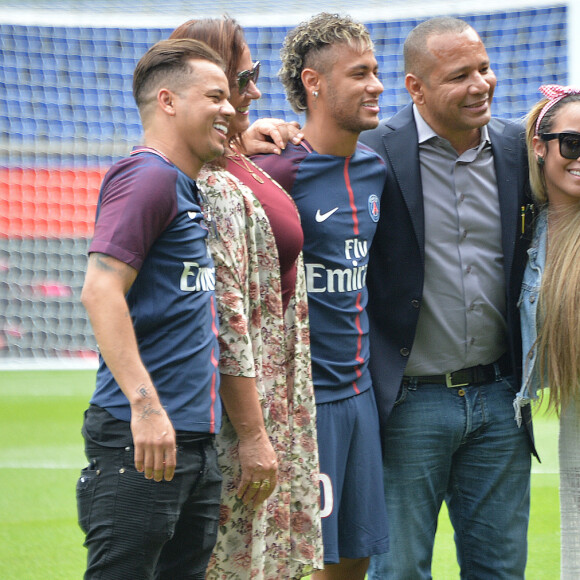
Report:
514,210,547,427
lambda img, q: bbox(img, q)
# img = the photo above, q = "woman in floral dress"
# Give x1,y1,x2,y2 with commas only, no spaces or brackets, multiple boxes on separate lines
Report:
170,17,323,580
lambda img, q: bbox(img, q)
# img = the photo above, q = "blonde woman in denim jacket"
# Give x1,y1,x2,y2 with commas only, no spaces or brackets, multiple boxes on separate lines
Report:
516,85,580,579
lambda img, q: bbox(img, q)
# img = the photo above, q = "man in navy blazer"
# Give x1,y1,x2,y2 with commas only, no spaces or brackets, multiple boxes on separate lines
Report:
360,16,536,579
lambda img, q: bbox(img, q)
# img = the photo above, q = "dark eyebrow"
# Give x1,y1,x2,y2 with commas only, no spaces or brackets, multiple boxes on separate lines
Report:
347,63,378,74
447,59,490,77
206,87,229,98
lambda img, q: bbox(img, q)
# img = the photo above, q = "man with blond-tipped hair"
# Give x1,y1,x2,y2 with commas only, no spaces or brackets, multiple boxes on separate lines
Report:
255,13,389,580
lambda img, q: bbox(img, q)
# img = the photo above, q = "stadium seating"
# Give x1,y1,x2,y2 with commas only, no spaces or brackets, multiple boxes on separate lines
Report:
0,4,569,362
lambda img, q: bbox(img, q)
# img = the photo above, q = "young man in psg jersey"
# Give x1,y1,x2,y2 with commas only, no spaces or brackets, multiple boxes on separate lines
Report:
77,39,235,579
253,13,389,580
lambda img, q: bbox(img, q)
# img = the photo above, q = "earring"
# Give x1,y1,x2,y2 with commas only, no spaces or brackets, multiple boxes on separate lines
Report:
537,156,545,166
312,90,318,99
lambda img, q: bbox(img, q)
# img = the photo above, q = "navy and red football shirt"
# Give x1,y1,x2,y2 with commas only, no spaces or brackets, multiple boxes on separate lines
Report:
254,141,385,403
88,148,221,433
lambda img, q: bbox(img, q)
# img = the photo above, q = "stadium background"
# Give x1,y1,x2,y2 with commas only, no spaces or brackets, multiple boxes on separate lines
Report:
0,0,576,368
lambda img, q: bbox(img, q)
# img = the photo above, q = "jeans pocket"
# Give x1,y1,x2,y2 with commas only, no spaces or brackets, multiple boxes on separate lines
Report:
76,463,98,533
500,373,517,394
117,465,175,545
393,381,409,407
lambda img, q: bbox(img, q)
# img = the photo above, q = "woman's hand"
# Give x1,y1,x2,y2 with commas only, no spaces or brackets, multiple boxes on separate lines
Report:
218,374,279,508
236,429,278,507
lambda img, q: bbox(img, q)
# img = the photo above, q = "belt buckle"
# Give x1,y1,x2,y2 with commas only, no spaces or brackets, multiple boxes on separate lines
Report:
445,372,469,389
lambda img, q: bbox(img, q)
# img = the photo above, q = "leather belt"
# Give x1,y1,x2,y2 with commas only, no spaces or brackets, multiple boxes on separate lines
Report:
403,355,510,388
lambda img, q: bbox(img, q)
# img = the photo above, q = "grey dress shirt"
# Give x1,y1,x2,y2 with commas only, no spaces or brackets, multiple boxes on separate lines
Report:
405,106,508,376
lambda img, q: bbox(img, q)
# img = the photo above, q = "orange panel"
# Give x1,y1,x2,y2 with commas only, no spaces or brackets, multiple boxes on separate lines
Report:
0,167,106,238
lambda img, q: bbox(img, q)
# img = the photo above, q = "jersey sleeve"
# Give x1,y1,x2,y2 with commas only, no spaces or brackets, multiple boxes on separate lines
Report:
251,146,303,195
89,156,178,271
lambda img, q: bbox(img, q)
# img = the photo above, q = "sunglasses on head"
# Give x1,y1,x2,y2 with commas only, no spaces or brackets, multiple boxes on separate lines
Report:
237,61,260,94
540,132,580,160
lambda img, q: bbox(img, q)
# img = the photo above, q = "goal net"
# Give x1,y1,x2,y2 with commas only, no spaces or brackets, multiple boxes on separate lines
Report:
0,0,570,367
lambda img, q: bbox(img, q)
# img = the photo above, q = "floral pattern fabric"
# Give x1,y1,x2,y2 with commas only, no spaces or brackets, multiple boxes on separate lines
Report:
196,164,323,580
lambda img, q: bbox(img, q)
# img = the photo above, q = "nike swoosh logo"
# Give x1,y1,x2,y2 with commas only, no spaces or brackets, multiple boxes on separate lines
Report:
315,207,339,222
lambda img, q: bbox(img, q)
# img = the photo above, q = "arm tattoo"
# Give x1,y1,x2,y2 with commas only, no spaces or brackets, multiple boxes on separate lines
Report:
134,384,162,421
138,402,162,421
91,253,117,272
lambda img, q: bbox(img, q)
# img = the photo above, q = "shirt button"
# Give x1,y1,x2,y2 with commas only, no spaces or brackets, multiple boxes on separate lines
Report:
466,265,472,274
400,348,410,357
411,299,420,308
462,230,468,239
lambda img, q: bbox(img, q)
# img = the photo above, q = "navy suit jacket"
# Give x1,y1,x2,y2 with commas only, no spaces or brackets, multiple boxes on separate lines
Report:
360,104,537,456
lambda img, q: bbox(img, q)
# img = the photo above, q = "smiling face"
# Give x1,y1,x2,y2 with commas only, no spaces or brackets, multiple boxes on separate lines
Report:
407,27,496,153
173,59,235,171
534,101,580,211
227,45,261,138
319,43,383,135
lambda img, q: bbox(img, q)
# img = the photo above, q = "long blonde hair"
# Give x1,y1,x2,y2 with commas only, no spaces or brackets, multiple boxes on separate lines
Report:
526,94,580,413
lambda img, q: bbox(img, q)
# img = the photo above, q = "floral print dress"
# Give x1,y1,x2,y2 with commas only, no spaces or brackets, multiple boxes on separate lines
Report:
196,163,323,580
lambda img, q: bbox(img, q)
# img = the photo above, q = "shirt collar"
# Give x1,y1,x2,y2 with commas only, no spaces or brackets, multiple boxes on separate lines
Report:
412,103,491,148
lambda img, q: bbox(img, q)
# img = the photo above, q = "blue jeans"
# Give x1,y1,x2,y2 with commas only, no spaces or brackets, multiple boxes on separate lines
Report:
77,436,222,580
368,375,531,580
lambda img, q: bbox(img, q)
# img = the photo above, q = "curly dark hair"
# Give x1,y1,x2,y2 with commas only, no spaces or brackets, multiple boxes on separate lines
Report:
279,12,373,113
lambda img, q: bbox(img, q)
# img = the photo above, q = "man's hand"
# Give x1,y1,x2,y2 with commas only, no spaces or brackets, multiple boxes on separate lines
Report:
236,430,278,508
130,383,177,482
82,253,177,483
242,118,303,155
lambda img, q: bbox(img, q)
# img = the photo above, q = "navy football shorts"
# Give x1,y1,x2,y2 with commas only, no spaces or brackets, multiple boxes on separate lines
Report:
316,387,389,563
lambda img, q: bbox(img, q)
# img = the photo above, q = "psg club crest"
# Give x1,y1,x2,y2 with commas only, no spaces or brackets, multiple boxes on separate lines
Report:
368,194,380,223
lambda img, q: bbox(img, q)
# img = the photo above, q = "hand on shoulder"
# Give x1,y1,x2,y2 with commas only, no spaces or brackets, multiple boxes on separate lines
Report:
242,118,304,155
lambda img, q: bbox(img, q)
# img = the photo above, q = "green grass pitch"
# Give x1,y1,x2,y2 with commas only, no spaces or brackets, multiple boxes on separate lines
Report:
0,370,560,578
